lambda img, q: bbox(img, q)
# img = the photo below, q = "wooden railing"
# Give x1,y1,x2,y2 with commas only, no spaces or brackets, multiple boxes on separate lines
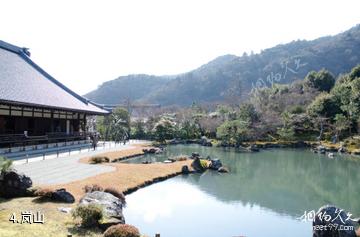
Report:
0,132,91,149
13,141,136,164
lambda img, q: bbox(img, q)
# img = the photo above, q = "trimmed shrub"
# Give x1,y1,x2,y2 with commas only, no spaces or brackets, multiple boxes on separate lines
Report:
200,159,208,169
104,187,126,205
90,156,110,164
84,184,103,193
72,204,103,227
0,156,13,173
34,188,54,198
103,224,140,237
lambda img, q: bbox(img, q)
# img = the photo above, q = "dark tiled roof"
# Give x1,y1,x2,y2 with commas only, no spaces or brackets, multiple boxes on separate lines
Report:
0,40,109,115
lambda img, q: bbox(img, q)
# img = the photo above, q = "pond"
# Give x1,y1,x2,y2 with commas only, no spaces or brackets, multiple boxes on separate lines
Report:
123,144,360,237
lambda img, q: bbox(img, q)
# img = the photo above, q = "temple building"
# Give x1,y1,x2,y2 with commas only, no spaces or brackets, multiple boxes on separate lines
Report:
0,40,109,150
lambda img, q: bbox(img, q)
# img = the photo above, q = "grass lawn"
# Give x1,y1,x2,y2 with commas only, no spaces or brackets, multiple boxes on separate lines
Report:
80,143,151,163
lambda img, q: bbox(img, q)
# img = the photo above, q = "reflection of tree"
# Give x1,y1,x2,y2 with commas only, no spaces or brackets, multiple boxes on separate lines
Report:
169,145,360,218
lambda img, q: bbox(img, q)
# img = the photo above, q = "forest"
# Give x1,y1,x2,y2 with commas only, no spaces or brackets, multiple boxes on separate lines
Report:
96,65,360,151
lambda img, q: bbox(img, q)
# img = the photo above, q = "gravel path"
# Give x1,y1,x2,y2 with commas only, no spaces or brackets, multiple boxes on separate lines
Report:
14,141,145,185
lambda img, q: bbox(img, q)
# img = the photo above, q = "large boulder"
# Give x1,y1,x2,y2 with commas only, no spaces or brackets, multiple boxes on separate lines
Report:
168,139,182,145
0,170,32,198
317,145,326,154
52,188,75,203
338,146,347,153
209,159,222,170
191,152,200,159
218,167,229,173
220,140,230,147
181,165,190,174
142,147,163,154
191,157,206,173
200,136,212,147
80,191,125,224
248,144,260,152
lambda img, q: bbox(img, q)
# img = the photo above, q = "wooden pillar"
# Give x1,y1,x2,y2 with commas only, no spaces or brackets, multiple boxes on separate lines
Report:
0,116,5,134
50,110,54,133
77,113,80,132
83,114,87,132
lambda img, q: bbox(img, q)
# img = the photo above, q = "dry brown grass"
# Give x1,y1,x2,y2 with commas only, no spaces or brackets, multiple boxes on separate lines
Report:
80,144,153,164
44,160,192,201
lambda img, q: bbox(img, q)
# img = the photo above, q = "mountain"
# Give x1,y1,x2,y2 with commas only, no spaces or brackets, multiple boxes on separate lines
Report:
85,74,173,105
85,24,360,106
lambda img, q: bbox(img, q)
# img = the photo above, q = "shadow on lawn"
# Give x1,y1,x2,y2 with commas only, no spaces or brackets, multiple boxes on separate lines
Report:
0,197,15,204
31,196,53,203
67,225,103,236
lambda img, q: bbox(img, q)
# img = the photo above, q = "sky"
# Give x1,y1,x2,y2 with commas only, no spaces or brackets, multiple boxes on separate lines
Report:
1,0,360,95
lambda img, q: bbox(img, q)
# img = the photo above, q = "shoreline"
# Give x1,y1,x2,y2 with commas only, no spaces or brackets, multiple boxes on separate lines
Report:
67,139,357,201
122,170,185,195
163,138,360,157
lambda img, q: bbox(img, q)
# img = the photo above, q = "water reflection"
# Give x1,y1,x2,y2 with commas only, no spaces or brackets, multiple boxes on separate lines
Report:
185,148,360,217
123,145,360,237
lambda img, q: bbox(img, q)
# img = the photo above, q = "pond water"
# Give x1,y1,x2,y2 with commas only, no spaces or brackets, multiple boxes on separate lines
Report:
123,144,360,237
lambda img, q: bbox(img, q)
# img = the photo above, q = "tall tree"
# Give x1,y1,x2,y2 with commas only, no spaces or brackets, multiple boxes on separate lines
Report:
109,107,131,142
349,64,360,81
334,114,350,139
132,120,146,139
153,118,176,142
307,92,340,119
304,69,335,92
217,119,250,146
276,111,295,140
